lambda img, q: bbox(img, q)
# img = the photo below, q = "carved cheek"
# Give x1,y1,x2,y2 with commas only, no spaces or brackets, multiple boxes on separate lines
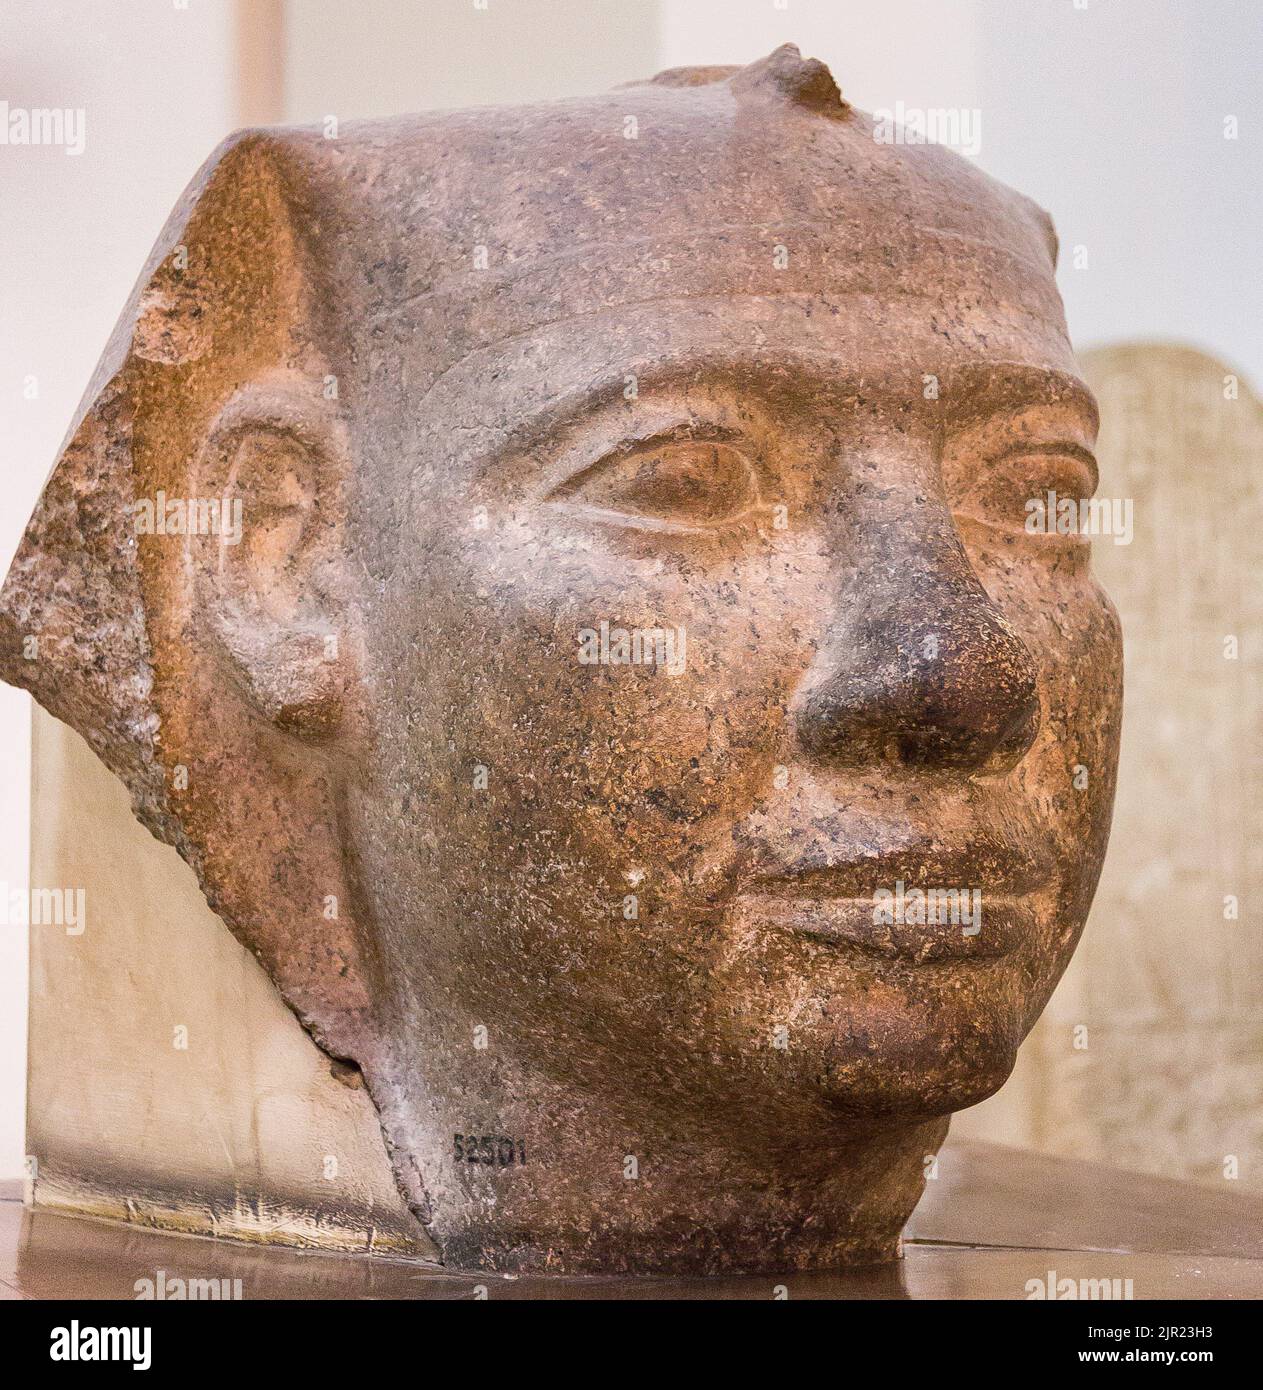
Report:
445,553,804,840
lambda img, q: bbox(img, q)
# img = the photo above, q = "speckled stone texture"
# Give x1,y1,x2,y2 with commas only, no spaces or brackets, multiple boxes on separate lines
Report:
0,47,1121,1274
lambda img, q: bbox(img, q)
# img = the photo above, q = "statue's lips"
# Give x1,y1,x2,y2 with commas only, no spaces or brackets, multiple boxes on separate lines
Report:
734,845,1050,963
734,891,1034,962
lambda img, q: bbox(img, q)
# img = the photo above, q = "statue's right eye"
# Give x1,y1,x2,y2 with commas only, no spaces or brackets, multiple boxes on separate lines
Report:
548,436,760,533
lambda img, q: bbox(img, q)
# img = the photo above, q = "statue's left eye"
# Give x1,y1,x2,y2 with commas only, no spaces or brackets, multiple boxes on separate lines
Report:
549,438,759,532
950,444,1098,536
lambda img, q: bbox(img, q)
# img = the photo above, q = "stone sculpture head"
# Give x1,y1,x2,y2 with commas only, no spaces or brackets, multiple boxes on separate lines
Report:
0,47,1122,1273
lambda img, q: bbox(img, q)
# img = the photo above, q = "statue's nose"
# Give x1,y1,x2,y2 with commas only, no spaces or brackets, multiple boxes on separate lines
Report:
791,498,1041,774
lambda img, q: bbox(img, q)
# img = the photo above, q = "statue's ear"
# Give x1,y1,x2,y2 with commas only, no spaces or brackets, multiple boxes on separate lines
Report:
0,127,379,1065
0,125,337,837
192,377,354,739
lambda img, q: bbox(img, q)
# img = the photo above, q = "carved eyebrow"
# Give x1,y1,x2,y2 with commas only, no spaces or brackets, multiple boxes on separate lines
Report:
945,363,1100,434
504,356,1099,440
495,347,935,453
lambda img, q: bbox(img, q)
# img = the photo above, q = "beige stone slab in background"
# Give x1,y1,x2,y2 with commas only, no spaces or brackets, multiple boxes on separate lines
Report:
26,704,430,1258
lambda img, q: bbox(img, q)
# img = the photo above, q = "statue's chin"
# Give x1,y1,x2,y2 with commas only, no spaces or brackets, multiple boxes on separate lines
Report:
811,1066,1016,1125
808,1032,1022,1123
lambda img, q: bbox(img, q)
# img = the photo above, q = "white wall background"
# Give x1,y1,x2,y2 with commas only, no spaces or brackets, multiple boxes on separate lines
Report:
0,0,241,1182
2,0,1258,1178
658,0,1261,386
282,0,660,120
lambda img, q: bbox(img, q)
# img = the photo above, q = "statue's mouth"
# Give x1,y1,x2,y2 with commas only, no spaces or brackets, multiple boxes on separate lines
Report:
733,839,1051,962
732,889,1035,962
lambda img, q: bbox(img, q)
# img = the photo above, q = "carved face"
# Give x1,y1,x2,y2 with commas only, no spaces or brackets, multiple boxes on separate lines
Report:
1,48,1122,1272
356,296,1118,1127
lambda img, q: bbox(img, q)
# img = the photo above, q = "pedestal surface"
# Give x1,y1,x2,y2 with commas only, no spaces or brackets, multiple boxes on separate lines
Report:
4,1141,1260,1299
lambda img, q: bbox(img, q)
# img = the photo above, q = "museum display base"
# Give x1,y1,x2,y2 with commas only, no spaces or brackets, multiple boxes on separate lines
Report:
4,1141,1261,1300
